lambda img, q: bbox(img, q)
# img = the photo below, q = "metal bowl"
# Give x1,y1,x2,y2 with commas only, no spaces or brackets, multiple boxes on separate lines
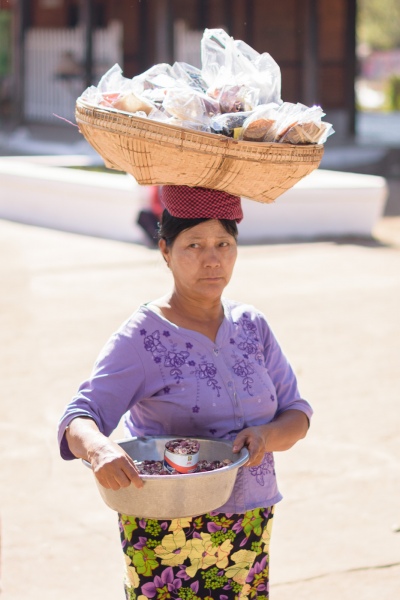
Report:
83,435,249,519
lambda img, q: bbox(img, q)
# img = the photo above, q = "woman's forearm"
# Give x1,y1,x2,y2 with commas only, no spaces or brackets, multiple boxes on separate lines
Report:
65,417,109,461
232,409,310,466
264,409,310,452
65,416,143,489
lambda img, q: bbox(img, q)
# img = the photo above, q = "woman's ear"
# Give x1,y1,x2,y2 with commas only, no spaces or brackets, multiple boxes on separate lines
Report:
158,238,169,264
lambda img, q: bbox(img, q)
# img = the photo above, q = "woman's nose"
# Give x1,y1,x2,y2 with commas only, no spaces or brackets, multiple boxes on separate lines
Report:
203,248,221,267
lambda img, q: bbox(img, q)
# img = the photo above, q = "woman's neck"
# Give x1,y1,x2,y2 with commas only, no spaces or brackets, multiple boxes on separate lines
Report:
151,292,224,341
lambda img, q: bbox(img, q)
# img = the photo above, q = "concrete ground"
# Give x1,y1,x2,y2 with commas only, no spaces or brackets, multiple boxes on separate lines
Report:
1,204,400,599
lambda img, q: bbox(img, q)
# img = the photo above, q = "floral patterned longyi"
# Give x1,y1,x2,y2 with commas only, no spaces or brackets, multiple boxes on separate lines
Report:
120,506,274,600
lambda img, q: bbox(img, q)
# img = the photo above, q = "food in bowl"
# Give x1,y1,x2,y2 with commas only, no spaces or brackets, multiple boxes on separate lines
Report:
165,438,200,454
134,457,233,475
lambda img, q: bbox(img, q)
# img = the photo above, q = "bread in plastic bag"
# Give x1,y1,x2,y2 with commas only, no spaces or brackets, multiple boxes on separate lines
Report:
277,104,334,144
241,103,280,142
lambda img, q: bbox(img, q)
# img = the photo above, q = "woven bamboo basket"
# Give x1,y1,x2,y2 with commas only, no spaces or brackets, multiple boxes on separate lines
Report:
75,99,325,204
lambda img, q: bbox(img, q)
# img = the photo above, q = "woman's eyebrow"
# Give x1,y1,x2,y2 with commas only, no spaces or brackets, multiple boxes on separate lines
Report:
186,233,231,241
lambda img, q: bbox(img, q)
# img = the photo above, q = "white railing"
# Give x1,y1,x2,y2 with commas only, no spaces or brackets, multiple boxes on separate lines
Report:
24,21,123,122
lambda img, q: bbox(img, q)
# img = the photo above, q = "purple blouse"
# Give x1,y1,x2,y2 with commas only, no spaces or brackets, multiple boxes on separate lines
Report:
58,298,313,513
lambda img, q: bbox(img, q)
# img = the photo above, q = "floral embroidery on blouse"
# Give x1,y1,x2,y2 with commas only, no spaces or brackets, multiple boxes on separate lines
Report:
194,362,221,397
231,313,262,396
233,360,255,395
143,330,221,401
144,331,185,382
249,453,275,486
144,330,167,357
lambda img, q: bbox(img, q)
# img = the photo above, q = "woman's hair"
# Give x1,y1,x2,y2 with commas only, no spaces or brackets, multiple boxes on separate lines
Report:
158,209,238,246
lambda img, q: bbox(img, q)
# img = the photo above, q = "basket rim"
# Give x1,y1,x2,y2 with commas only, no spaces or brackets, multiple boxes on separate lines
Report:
75,97,325,158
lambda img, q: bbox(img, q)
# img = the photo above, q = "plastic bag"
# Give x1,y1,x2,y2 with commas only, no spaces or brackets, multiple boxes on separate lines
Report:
240,103,280,142
214,83,259,113
201,28,281,107
277,104,334,144
147,106,171,123
210,111,252,137
162,86,220,126
272,102,309,141
172,62,208,92
80,63,132,107
131,63,178,95
97,63,132,97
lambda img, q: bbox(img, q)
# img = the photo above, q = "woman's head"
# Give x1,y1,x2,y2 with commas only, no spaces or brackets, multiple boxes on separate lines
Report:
156,185,242,302
158,214,238,303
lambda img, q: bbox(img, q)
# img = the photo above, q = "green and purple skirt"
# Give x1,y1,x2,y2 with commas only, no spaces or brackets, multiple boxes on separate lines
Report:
119,506,274,600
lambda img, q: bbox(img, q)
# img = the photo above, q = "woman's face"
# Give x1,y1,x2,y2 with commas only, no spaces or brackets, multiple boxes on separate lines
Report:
159,219,238,302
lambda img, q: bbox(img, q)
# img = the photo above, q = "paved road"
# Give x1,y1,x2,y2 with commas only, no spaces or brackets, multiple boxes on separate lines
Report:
1,208,399,599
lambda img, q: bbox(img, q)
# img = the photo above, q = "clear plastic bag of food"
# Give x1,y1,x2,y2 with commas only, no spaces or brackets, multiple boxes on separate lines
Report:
215,83,259,113
80,63,132,107
97,63,131,96
128,64,178,108
240,103,280,142
200,28,232,89
266,102,302,140
80,84,100,105
162,86,220,126
131,63,178,95
201,28,281,107
210,111,252,137
277,104,334,144
172,62,208,92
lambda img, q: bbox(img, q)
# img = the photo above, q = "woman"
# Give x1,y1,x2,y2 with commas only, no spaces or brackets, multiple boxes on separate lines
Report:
58,185,312,600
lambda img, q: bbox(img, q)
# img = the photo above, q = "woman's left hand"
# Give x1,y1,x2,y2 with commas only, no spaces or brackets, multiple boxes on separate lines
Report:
232,410,310,466
232,425,269,467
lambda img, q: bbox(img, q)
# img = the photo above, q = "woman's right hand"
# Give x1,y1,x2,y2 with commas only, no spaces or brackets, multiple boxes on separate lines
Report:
88,439,144,490
65,417,143,490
